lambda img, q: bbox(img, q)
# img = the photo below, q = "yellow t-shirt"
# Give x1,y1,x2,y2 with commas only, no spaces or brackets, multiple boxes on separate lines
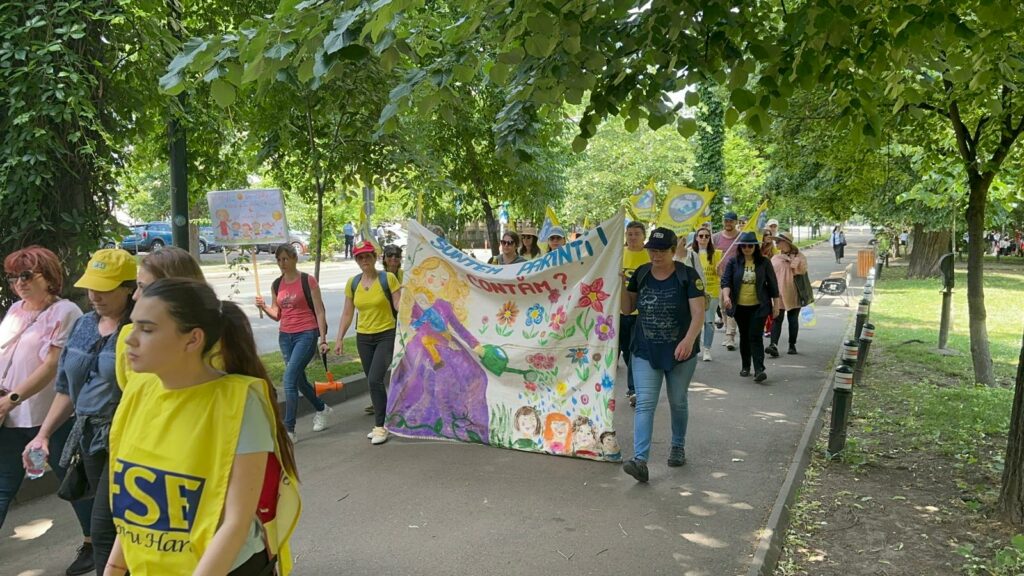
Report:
738,261,759,306
350,272,399,334
699,251,723,298
622,248,651,316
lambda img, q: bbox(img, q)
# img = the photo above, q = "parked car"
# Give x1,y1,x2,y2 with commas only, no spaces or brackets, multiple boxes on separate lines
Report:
255,231,309,255
120,222,173,254
198,226,223,254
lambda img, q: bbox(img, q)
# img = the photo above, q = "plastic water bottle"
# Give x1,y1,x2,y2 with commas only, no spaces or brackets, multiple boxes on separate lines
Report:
26,448,46,479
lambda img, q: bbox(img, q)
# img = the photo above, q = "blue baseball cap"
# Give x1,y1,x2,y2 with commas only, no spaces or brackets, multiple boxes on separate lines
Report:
723,211,738,221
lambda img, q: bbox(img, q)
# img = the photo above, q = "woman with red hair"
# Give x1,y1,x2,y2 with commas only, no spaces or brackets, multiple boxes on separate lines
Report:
0,246,94,575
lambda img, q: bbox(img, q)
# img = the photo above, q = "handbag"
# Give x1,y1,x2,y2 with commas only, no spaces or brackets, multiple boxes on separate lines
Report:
57,450,94,502
794,273,815,306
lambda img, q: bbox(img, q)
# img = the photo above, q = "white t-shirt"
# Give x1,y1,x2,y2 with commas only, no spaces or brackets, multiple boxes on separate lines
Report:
0,299,82,428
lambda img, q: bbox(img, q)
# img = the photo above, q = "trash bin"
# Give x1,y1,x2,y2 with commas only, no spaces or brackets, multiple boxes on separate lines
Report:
856,249,876,278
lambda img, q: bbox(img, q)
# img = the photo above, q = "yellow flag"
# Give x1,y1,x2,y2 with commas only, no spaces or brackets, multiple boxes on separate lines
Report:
359,204,381,251
741,199,770,234
628,179,658,222
656,185,716,235
537,206,561,241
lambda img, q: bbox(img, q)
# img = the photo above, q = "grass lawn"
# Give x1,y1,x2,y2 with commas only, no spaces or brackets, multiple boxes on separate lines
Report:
260,335,365,387
775,262,1024,576
872,263,1024,385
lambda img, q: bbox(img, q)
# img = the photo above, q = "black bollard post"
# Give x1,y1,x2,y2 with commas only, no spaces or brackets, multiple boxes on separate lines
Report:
854,298,870,340
854,335,872,385
827,366,854,459
841,339,859,372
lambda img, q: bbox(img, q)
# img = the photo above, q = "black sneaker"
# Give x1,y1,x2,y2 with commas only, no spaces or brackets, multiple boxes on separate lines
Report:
754,371,768,383
740,369,751,377
766,344,780,358
788,345,798,355
66,542,94,576
623,459,649,482
667,445,686,467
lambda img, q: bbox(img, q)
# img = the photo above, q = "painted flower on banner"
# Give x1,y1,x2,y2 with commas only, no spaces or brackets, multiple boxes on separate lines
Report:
566,347,590,366
594,314,616,341
547,289,561,304
577,278,609,312
496,300,519,326
525,304,545,326
595,382,602,392
556,381,568,396
526,353,556,371
581,394,590,405
548,306,567,331
609,399,616,412
601,372,613,391
525,381,537,392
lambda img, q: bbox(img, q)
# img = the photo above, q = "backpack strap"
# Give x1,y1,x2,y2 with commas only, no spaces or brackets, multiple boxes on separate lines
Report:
300,272,314,311
271,276,282,299
348,273,363,300
379,273,397,319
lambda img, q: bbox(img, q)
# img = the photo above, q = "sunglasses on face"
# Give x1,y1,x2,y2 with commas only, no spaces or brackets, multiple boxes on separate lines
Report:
6,270,36,285
500,240,516,246
385,253,401,258
696,234,710,238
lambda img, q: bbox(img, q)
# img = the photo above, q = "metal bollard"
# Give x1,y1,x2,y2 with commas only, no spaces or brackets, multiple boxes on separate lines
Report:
853,330,873,385
827,366,854,459
841,339,859,370
854,298,870,340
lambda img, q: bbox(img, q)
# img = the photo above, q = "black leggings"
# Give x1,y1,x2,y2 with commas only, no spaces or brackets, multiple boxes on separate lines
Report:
83,450,115,576
230,551,275,575
734,305,767,374
770,308,800,347
357,329,396,427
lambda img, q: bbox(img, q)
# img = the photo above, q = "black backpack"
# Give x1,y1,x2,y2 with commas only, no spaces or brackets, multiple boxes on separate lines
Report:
271,272,314,311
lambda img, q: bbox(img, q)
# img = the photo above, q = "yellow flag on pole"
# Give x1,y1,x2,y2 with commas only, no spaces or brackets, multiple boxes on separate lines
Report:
741,199,770,234
656,185,716,235
360,203,380,252
537,206,561,241
628,179,658,222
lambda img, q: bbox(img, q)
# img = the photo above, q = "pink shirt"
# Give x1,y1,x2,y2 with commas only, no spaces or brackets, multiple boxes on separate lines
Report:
1,299,82,428
276,274,321,334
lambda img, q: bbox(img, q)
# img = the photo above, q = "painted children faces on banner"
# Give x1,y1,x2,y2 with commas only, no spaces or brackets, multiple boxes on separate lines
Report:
386,213,625,462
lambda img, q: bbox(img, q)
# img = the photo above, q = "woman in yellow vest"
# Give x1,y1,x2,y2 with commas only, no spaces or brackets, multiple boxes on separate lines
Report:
691,228,723,362
104,278,300,576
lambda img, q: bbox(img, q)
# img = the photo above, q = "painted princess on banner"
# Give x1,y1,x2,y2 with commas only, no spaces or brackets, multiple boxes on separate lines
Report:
386,214,624,462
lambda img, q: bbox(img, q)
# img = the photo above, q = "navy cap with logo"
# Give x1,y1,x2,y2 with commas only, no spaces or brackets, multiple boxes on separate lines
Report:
644,227,677,250
723,211,738,221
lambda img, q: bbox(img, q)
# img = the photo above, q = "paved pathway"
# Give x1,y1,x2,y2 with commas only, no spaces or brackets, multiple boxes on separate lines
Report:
2,233,868,576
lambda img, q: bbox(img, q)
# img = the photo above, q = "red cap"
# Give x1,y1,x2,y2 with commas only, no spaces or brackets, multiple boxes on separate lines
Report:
353,240,376,257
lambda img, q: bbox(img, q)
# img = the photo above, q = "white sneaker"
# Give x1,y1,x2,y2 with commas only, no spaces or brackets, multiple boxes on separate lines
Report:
312,406,332,432
371,426,389,445
702,348,712,362
287,431,297,443
367,428,375,439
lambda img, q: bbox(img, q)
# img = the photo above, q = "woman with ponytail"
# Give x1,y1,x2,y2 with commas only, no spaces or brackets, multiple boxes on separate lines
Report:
103,279,300,576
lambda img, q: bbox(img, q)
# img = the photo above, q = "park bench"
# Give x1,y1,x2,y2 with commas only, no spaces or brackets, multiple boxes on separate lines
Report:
811,263,852,306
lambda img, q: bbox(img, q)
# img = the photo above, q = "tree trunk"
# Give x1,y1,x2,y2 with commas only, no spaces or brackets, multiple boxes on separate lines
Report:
965,176,995,385
478,192,500,257
998,324,1024,525
314,183,324,280
906,225,950,278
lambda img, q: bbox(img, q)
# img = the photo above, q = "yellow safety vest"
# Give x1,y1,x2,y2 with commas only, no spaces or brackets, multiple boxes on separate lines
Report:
109,373,300,575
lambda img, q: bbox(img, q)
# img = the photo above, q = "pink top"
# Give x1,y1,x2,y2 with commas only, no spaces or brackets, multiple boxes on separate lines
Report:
1,299,83,428
771,252,809,310
277,274,321,334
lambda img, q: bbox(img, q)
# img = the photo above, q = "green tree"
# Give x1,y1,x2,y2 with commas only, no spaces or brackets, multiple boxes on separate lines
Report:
693,84,727,215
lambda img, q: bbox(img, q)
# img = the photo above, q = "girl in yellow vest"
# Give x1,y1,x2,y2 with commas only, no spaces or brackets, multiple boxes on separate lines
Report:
104,278,300,576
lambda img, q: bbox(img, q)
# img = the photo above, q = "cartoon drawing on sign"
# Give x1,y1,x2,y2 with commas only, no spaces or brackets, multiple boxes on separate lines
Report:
512,406,542,450
543,413,573,455
216,209,230,236
388,257,490,443
572,415,601,459
600,431,621,460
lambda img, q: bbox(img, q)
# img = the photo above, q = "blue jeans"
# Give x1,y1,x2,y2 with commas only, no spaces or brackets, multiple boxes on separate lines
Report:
0,418,92,534
280,329,326,432
703,297,720,349
631,355,697,462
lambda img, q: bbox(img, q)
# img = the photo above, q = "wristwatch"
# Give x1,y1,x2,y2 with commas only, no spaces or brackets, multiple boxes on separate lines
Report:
8,392,22,405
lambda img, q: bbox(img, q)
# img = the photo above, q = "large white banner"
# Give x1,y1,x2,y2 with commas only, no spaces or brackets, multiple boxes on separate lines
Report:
386,212,625,462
